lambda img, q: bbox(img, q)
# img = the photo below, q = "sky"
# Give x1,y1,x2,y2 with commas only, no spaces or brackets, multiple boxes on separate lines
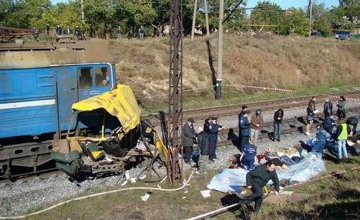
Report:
51,0,340,9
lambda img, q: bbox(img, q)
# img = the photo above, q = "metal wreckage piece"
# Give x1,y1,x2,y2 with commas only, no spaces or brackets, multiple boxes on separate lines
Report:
51,85,169,181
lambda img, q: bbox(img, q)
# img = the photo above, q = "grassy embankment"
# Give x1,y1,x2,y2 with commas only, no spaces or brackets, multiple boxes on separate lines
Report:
26,154,360,219
108,33,360,113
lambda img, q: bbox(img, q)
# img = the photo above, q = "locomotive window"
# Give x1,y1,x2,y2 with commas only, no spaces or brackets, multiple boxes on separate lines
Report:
79,68,92,89
95,67,110,87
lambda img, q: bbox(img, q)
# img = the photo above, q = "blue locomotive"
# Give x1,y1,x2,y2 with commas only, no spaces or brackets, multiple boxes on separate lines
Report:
0,43,117,178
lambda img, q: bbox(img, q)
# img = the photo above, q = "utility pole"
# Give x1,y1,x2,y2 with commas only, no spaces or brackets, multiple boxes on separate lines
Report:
191,0,198,41
309,0,313,36
204,0,210,39
81,0,85,24
168,0,183,183
216,0,224,100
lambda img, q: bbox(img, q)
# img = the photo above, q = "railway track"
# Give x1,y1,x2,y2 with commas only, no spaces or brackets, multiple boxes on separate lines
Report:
143,90,360,127
217,106,360,147
2,90,360,181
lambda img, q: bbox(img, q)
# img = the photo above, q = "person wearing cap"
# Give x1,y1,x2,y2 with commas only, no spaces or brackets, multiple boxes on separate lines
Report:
238,105,248,143
182,118,196,165
239,110,250,152
250,109,263,144
208,117,223,161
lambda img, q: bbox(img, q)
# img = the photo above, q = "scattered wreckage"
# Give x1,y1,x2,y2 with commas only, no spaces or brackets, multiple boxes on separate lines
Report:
51,85,168,181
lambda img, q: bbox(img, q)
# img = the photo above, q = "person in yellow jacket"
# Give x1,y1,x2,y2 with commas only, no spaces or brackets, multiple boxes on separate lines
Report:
332,121,350,162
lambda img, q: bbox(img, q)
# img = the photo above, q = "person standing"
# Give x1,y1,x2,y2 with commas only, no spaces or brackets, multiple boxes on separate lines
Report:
32,27,39,41
64,26,71,35
138,26,145,40
117,26,122,39
250,109,263,144
305,96,317,136
238,105,248,142
332,120,350,162
55,24,62,36
232,160,279,214
182,118,196,165
195,126,209,174
203,117,211,134
208,117,223,161
273,108,284,141
323,99,333,118
239,110,250,152
336,96,346,120
75,26,82,40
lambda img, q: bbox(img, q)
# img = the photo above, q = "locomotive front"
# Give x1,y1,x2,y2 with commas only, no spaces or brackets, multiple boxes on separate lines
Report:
0,42,117,179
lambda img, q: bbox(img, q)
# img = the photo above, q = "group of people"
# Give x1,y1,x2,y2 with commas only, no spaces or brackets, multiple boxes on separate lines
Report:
182,116,224,174
55,24,82,39
300,95,359,162
230,95,358,214
183,95,357,214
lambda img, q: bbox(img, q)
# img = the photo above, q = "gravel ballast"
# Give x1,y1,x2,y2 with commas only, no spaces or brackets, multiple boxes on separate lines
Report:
1,99,360,217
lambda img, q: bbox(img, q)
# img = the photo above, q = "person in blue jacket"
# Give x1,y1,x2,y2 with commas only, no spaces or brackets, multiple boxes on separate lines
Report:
239,110,250,152
311,124,327,157
208,117,223,161
240,138,257,170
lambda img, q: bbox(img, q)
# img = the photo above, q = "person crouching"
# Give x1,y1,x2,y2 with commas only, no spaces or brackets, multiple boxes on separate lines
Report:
240,137,257,170
230,159,280,214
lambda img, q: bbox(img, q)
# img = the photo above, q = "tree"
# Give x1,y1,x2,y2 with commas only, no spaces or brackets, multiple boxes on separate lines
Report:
84,0,116,37
339,0,360,23
249,1,285,32
311,3,332,36
278,8,309,36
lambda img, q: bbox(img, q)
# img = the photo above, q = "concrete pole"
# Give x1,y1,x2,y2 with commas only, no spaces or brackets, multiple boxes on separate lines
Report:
216,0,224,100
81,0,85,24
204,0,210,39
308,0,313,37
191,0,198,41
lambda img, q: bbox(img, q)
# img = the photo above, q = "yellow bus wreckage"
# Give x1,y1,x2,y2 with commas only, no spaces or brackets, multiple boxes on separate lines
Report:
51,85,168,181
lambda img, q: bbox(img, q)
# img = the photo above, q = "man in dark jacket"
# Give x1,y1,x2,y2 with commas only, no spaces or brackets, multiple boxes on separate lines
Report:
238,105,248,144
273,108,284,141
233,159,280,213
182,118,196,164
346,116,358,135
195,126,209,174
239,110,250,152
323,99,333,118
306,96,317,136
208,117,223,161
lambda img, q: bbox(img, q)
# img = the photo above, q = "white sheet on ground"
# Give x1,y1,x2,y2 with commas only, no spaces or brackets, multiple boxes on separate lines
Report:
207,154,326,193
276,154,326,184
207,169,249,193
